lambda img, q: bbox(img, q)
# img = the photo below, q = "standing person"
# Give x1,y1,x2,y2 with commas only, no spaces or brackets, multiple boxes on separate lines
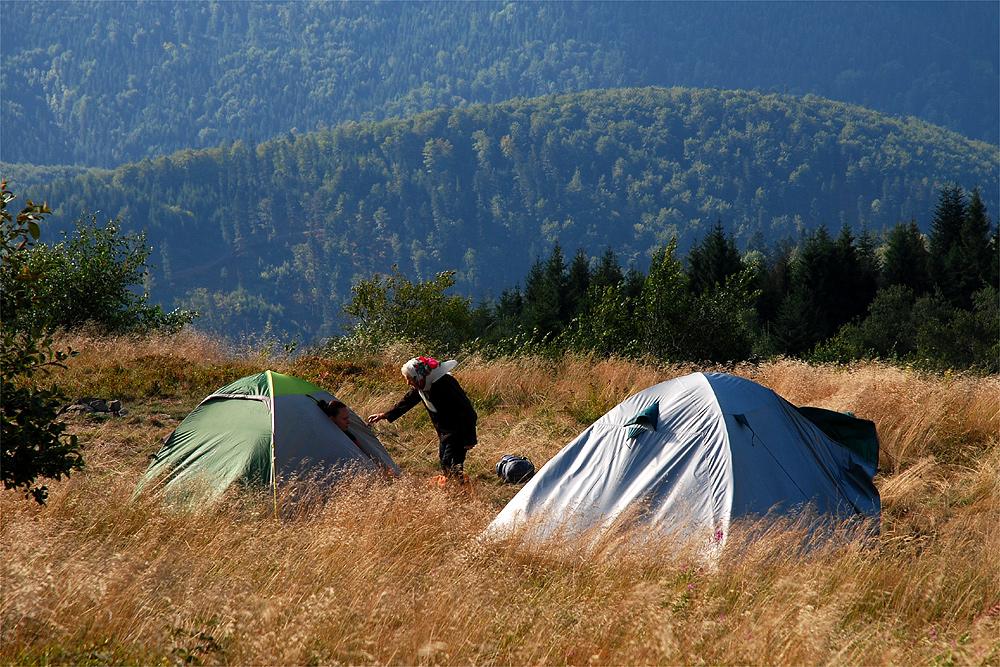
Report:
367,356,477,484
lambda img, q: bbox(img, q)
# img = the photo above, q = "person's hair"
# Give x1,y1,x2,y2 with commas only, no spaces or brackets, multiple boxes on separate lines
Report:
319,400,349,418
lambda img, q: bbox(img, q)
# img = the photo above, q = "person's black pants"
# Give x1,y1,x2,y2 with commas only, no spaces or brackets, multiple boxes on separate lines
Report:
439,440,469,475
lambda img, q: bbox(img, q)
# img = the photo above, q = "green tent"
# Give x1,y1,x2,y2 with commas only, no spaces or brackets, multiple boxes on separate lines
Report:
135,370,400,504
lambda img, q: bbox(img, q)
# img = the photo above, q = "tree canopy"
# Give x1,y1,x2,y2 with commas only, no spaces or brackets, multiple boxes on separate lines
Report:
13,87,997,339
1,1,996,168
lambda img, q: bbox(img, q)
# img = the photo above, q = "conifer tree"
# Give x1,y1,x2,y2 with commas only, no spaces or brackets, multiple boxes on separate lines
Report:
768,225,843,354
927,183,967,305
855,222,881,310
566,248,591,321
489,285,524,341
592,247,624,292
522,243,568,339
774,286,825,356
686,219,743,296
622,265,646,304
881,219,930,295
832,223,875,327
956,187,994,308
754,237,796,328
989,228,1000,294
569,250,640,358
521,258,549,335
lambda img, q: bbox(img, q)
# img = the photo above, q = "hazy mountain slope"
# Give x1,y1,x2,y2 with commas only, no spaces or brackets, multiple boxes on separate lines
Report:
1,1,996,168
21,87,998,339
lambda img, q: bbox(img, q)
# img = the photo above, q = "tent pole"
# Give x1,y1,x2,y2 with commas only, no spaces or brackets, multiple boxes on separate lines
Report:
272,476,278,519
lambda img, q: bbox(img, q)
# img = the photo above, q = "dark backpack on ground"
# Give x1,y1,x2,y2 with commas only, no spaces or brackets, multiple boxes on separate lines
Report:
495,454,535,484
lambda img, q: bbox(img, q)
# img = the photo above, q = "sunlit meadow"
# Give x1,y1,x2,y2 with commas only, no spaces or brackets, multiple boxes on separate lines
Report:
2,331,997,665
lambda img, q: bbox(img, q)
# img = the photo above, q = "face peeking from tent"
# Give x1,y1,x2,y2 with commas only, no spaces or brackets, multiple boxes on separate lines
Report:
320,399,352,432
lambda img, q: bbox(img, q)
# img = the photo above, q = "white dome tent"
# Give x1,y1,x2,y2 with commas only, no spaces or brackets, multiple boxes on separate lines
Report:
485,372,880,550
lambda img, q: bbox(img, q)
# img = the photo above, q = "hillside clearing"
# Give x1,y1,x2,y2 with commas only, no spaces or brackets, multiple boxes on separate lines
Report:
2,332,997,665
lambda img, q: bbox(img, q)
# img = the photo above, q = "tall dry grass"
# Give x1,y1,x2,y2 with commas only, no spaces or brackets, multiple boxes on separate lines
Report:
2,334,997,665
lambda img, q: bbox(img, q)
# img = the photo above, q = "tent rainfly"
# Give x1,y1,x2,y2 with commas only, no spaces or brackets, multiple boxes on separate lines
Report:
134,370,400,503
485,372,880,547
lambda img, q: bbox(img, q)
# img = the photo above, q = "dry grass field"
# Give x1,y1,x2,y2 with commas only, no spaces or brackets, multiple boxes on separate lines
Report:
2,331,997,666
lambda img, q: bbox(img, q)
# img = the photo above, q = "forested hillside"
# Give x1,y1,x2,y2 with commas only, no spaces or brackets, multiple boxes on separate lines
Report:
2,1,997,168
16,87,998,339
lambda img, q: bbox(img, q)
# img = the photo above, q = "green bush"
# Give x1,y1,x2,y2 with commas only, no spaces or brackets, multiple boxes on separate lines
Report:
914,285,998,373
339,265,475,353
0,214,195,335
569,242,759,364
810,285,999,373
0,182,83,503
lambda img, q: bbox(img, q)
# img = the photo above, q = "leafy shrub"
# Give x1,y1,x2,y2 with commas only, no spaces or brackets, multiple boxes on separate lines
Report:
0,182,83,503
914,285,999,373
568,242,759,363
340,265,475,353
810,285,999,373
0,214,195,335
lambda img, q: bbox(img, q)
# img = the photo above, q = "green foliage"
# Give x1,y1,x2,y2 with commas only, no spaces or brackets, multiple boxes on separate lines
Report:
570,284,643,360
520,243,579,342
913,286,999,373
881,219,930,294
925,185,997,311
928,183,970,306
640,240,690,360
0,182,83,504
1,215,195,335
955,188,995,307
812,285,917,363
340,265,474,352
530,240,760,364
16,87,998,339
521,251,564,341
335,181,992,370
770,223,875,355
811,285,999,374
750,238,794,331
686,220,743,297
182,286,286,339
2,2,995,169
774,287,825,357
833,223,878,326
565,249,592,321
682,267,761,363
1,376,83,504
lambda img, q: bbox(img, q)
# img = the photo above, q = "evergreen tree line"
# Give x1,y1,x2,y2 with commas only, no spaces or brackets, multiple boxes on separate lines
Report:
389,184,996,372
2,1,996,169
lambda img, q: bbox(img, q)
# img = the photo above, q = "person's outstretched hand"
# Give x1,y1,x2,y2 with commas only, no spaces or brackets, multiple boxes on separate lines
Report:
366,412,385,425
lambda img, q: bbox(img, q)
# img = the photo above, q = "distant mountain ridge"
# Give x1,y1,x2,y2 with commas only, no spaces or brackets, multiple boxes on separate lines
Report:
16,86,998,339
1,1,997,169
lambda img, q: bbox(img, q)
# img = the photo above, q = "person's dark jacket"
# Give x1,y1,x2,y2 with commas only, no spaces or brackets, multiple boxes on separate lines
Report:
383,374,478,448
